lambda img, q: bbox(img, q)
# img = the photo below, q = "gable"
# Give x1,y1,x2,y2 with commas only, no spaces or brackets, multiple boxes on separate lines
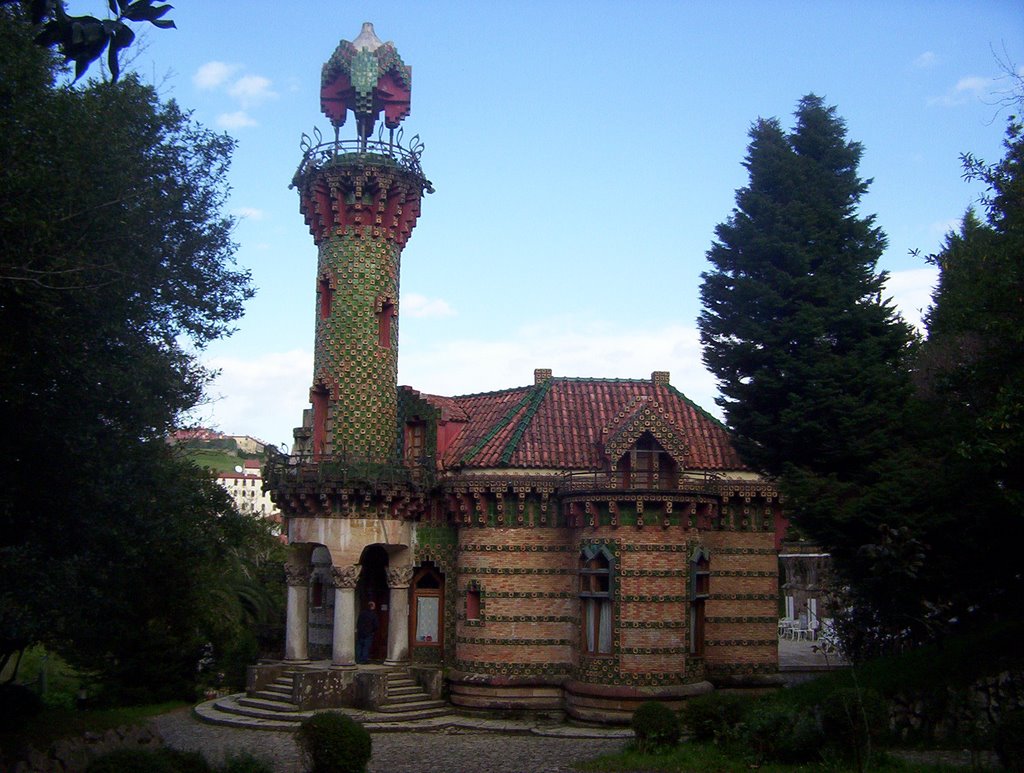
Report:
601,395,690,468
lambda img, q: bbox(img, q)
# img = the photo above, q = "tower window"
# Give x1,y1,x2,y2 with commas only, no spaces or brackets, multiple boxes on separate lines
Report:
318,275,333,319
377,301,394,348
311,384,329,458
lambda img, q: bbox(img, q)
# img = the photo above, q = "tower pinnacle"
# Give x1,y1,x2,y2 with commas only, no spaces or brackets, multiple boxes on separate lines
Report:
320,22,412,143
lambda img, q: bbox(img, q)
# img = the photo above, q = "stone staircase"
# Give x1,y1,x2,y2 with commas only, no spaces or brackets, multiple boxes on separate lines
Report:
194,667,451,731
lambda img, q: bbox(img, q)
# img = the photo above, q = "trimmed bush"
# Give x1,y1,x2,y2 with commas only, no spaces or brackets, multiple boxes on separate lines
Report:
680,692,746,743
631,700,681,753
296,712,372,773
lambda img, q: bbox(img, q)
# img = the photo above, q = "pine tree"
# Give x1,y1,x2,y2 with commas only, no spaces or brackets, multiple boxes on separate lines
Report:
908,117,1024,629
698,95,915,553
700,95,913,478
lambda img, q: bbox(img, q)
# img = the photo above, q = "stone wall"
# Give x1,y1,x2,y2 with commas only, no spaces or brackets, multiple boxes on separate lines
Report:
889,669,1024,743
9,724,162,773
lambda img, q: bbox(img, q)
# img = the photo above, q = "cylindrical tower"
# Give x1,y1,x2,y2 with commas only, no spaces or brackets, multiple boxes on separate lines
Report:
292,23,431,462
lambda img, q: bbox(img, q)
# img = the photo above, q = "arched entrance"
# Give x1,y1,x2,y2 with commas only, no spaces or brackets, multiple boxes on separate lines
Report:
357,544,390,662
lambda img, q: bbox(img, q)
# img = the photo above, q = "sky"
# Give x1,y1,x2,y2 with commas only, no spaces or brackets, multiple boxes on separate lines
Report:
124,1,1023,449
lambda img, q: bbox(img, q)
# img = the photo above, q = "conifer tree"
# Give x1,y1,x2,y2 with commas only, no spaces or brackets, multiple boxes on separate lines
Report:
700,96,913,477
909,117,1024,630
698,95,915,553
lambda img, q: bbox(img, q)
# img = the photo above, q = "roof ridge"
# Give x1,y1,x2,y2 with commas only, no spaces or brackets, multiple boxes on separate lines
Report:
663,383,729,431
450,384,531,399
458,389,536,465
553,376,651,384
498,379,553,465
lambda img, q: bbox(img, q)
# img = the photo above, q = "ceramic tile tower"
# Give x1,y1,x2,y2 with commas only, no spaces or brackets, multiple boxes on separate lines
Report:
292,22,431,462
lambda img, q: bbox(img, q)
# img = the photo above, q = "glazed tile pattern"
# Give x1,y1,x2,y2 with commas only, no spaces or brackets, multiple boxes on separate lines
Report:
296,161,429,461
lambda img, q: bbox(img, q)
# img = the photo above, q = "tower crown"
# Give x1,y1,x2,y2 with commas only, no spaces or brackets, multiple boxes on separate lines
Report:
320,21,412,142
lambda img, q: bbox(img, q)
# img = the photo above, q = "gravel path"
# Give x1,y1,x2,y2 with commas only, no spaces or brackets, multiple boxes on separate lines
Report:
151,708,627,773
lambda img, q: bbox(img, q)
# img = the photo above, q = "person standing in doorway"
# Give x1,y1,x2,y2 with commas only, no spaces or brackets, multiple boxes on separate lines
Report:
356,601,378,664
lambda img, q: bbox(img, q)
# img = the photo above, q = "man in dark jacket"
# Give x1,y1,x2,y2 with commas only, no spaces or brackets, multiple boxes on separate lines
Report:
356,600,378,664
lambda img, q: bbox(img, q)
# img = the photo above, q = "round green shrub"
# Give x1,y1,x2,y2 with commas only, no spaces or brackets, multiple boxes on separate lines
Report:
680,691,747,743
993,709,1024,772
631,700,681,753
296,711,372,773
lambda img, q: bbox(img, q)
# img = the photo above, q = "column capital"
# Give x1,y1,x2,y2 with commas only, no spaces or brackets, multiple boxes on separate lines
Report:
386,565,413,589
284,564,311,587
331,563,362,589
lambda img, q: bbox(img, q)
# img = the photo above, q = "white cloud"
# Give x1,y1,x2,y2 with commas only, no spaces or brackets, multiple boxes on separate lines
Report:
193,61,240,90
217,111,257,129
403,293,455,318
885,267,939,331
232,207,267,221
192,282,954,447
399,320,720,413
228,74,278,108
190,321,727,444
913,51,938,69
930,217,962,239
928,74,992,107
954,75,990,94
190,349,313,448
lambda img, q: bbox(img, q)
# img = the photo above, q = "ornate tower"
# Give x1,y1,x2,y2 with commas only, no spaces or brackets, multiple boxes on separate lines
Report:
292,22,431,463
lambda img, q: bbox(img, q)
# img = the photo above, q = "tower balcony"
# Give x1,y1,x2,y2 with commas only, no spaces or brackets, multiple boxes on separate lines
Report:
265,450,436,492
291,129,429,189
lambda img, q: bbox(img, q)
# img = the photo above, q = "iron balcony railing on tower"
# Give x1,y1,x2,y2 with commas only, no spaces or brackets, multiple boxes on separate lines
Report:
291,124,428,188
264,448,437,492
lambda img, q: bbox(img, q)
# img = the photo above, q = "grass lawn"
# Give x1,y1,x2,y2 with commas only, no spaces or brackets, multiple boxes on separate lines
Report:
186,448,249,473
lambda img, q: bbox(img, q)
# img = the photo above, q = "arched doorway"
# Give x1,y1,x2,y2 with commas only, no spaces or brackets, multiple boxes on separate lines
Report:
307,545,334,660
357,544,390,662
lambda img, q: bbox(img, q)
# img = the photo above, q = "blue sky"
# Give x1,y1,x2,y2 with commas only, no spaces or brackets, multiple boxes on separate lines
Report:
126,1,1022,448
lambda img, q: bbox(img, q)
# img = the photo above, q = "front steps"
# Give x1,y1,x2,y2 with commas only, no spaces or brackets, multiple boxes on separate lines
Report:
195,666,451,731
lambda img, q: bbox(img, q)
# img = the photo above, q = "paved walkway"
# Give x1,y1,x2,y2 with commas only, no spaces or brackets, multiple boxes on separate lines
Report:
152,708,629,773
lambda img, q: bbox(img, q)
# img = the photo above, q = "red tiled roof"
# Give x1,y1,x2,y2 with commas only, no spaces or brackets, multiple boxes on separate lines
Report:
424,378,745,472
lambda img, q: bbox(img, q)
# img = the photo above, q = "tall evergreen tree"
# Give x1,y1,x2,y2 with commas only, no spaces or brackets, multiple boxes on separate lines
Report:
698,95,915,561
908,116,1024,630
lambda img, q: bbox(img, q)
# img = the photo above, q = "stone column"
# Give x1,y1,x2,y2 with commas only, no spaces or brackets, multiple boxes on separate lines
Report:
284,564,311,662
330,564,361,669
384,566,413,666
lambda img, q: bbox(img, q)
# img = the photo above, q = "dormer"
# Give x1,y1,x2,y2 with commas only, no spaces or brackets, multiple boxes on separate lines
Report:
601,395,690,490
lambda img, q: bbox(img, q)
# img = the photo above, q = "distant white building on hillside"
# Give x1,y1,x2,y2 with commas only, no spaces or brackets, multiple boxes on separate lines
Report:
216,459,281,526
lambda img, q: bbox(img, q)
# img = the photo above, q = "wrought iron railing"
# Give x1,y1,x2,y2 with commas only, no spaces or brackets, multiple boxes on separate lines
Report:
291,124,427,185
264,448,436,491
559,469,726,493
